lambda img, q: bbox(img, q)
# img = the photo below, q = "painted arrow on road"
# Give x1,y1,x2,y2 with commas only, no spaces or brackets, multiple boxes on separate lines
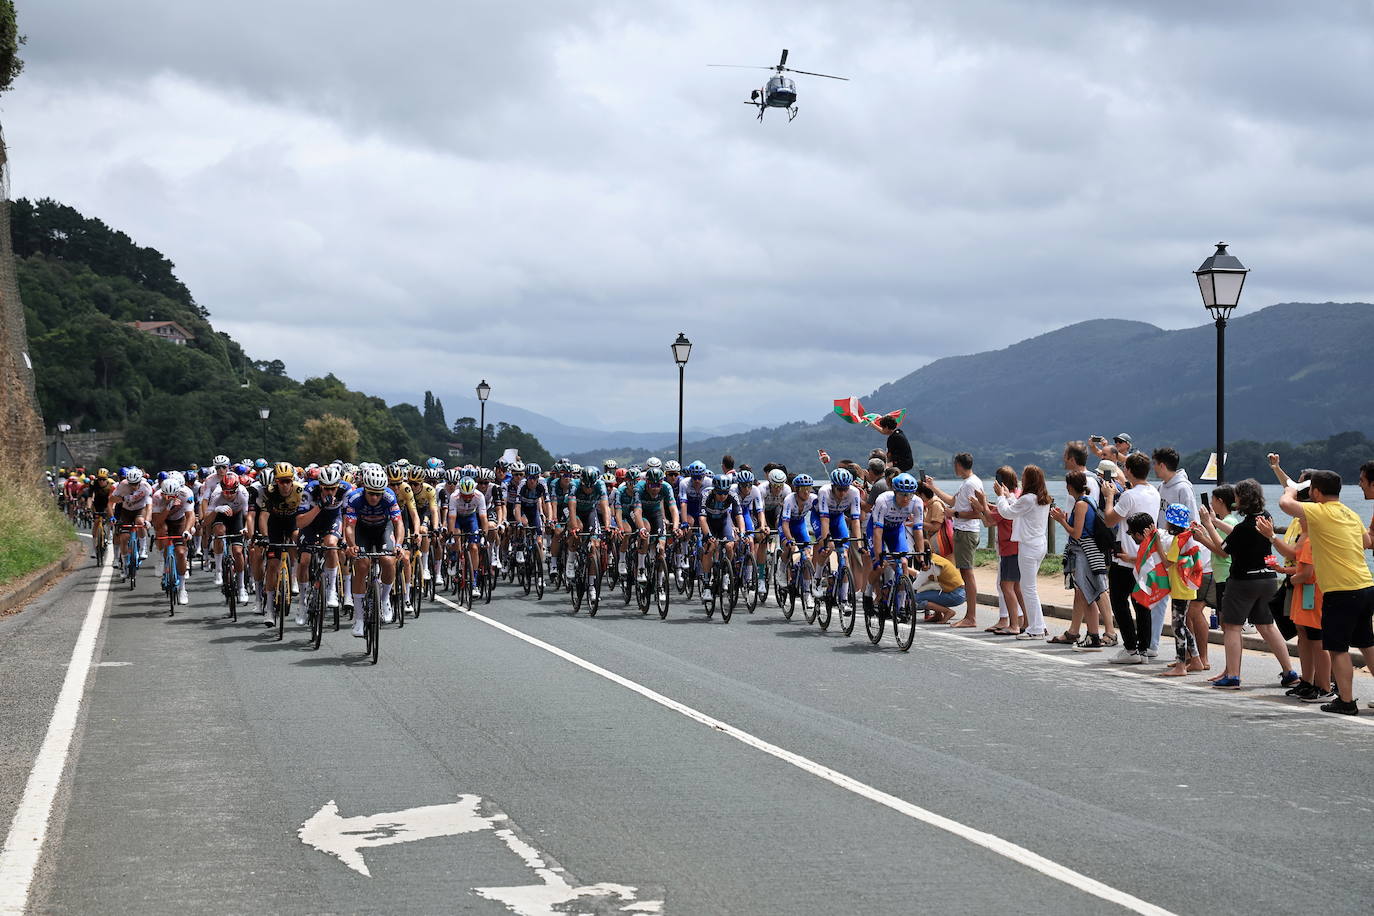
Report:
297,794,498,877
298,794,664,913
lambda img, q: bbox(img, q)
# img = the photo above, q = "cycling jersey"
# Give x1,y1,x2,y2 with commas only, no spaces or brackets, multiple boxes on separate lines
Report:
612,483,638,520
392,481,416,513
90,478,115,511
344,487,401,527
870,490,924,554
677,478,710,520
571,480,607,517
817,484,861,519
780,492,817,544
517,480,549,525
549,478,574,507
111,479,153,512
261,481,305,518
151,485,195,522
731,484,763,532
634,481,674,518
411,482,437,512
447,490,488,536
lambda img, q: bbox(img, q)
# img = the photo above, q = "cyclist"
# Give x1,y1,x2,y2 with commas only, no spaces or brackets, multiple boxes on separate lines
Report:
568,465,611,597
387,463,421,612
151,476,196,604
868,472,928,613
343,467,405,637
294,463,351,622
87,468,116,560
258,462,304,629
408,465,442,589
207,471,251,604
780,474,818,592
698,475,743,603
110,468,154,580
547,460,575,580
814,467,864,596
446,476,490,600
732,470,769,596
633,466,678,582
511,462,549,582
198,455,232,562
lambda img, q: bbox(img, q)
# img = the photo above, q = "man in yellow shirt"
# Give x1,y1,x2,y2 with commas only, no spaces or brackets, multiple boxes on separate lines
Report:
1279,468,1374,715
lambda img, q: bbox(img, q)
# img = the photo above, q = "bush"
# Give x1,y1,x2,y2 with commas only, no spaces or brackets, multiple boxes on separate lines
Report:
974,546,1062,577
0,486,75,587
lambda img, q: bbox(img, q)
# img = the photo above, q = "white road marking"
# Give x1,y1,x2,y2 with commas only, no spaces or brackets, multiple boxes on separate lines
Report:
95,661,131,668
475,825,662,915
0,563,114,915
432,594,1174,916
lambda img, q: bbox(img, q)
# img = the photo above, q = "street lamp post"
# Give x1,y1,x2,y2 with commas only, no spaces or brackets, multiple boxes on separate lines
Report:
476,380,491,467
258,406,271,458
671,333,692,466
56,423,71,468
1194,242,1248,484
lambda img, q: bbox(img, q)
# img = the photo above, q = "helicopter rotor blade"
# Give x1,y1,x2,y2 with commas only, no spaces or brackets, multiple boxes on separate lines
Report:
779,49,789,68
781,67,849,81
707,64,774,70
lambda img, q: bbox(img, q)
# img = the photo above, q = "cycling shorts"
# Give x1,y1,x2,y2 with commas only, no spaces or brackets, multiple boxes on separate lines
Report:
355,522,395,555
299,516,342,546
576,509,601,534
877,526,909,555
705,516,734,542
115,506,144,528
212,512,244,537
764,506,781,529
784,519,812,546
453,512,482,537
825,514,853,542
163,515,188,538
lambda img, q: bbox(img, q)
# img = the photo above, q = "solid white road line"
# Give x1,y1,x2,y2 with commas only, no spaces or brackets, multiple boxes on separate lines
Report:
0,562,113,915
431,594,1175,916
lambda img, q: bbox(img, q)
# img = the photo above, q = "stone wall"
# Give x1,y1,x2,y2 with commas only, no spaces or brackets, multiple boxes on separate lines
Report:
42,432,124,469
0,129,46,492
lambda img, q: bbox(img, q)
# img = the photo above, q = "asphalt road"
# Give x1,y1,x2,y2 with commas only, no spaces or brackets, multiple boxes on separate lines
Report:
3,550,1373,915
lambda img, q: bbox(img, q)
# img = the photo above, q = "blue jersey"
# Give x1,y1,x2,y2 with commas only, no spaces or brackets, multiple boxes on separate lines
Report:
678,478,711,519
517,481,548,515
549,478,574,507
572,480,607,515
701,491,739,521
344,487,400,527
634,480,674,518
613,483,638,516
302,480,353,522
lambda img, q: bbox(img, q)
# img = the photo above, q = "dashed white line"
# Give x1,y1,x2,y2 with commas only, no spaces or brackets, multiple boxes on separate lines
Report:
431,594,1175,916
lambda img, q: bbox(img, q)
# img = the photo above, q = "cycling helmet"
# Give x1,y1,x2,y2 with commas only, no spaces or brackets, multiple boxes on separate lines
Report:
184,469,198,483
254,458,268,470
686,460,708,478
711,475,730,492
386,463,405,483
480,468,496,483
460,466,478,479
318,465,343,486
232,463,249,476
792,473,815,488
571,464,582,475
273,461,296,481
645,467,665,484
494,457,510,470
892,473,918,494
1164,503,1192,528
425,456,443,470
767,468,787,486
603,459,618,471
407,466,425,482
213,455,230,469
361,468,388,492
645,457,662,470
829,468,854,488
160,478,180,496
664,460,681,474
306,467,320,481
614,468,628,482
445,468,461,483
601,472,615,486
97,467,110,479
126,467,144,484
221,471,239,491
735,470,755,485
511,462,526,475
157,471,169,482
553,459,570,475
397,458,411,467
458,477,478,496
428,468,444,483
579,466,599,485
525,463,543,477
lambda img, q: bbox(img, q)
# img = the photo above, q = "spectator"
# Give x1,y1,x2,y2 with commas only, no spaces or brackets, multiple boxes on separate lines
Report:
910,551,966,623
926,453,984,629
721,454,735,475
863,458,892,513
1100,452,1161,664
983,466,1025,636
1063,441,1101,507
1090,433,1134,464
1264,487,1331,704
1153,447,1200,656
874,415,913,472
1279,467,1374,715
1151,504,1206,678
919,480,954,558
995,465,1052,639
1097,460,1124,499
1193,479,1299,691
1049,469,1111,649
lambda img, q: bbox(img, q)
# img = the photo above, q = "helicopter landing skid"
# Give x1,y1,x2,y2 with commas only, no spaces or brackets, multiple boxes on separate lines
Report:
787,106,798,122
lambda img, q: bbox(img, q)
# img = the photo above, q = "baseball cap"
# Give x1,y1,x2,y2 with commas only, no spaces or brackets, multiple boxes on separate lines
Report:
1114,433,1133,445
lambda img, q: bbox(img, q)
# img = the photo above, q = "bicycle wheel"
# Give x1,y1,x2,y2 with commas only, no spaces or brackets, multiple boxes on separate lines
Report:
837,566,857,636
636,555,650,614
654,557,670,619
368,586,380,665
310,585,324,649
589,557,603,616
815,575,832,630
758,546,772,605
743,559,758,613
275,572,289,642
570,554,584,614
892,577,917,652
717,564,733,623
864,591,885,644
801,560,818,625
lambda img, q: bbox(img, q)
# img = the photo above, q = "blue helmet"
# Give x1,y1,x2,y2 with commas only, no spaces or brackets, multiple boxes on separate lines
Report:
1164,503,1192,528
254,458,268,470
686,461,708,478
157,471,170,482
425,456,443,470
792,473,815,488
580,466,599,485
892,473,918,494
829,468,853,488
233,463,250,476
525,463,543,477
735,470,755,485
711,475,730,492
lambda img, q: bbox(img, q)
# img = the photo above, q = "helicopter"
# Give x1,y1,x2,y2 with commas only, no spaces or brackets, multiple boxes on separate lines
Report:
708,49,848,122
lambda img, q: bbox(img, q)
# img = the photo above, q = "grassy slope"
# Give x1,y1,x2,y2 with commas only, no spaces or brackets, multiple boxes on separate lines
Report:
0,488,76,587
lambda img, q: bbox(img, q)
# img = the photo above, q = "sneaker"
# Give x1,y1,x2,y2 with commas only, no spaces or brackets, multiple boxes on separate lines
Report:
422,567,431,582
1279,670,1302,689
1212,676,1242,690
1074,634,1104,652
325,591,339,609
1142,647,1159,659
702,586,713,602
1302,687,1336,704
1109,648,1143,665
381,604,395,624
352,618,366,638
236,588,250,603
434,573,444,588
177,585,189,605
264,614,276,629
295,606,308,626
1320,698,1358,715
1284,680,1313,697
291,581,300,597
214,570,223,586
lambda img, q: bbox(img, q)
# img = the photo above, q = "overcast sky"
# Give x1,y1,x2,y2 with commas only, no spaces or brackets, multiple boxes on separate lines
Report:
8,1,1374,429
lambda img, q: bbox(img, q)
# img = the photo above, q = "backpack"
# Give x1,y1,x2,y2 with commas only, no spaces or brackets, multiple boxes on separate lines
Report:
1080,497,1116,556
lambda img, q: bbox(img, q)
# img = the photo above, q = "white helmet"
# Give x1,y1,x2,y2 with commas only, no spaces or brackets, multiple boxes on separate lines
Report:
212,454,229,468
645,457,662,470
126,468,144,484
768,468,787,485
318,465,342,486
160,478,180,496
361,468,388,491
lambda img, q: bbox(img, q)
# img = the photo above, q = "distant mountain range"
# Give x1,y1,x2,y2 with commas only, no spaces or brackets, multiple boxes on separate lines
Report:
443,400,752,457
565,302,1374,473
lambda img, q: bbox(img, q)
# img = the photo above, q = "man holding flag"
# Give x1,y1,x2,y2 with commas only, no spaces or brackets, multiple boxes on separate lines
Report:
832,396,913,472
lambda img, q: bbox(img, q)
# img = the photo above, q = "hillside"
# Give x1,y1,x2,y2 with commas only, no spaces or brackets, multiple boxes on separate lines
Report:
448,400,752,456
574,304,1374,474
15,199,552,469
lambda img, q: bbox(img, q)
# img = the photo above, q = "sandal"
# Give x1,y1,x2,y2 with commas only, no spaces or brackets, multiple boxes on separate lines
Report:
991,627,1019,636
1047,632,1080,645
1100,633,1119,647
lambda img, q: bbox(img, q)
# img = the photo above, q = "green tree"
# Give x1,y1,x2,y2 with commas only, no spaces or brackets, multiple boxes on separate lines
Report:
298,414,359,465
0,1,23,95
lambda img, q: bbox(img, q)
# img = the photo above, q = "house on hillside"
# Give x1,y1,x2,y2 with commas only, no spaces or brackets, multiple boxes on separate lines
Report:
128,320,194,346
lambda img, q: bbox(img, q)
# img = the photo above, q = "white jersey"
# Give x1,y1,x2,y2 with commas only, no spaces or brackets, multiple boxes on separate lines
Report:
111,479,153,511
870,490,923,530
760,483,791,511
208,485,249,517
730,484,763,518
817,483,861,519
448,490,488,518
781,492,816,523
152,485,195,521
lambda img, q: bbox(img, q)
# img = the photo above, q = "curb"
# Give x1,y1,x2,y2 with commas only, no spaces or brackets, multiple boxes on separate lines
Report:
976,592,1358,665
0,539,86,617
